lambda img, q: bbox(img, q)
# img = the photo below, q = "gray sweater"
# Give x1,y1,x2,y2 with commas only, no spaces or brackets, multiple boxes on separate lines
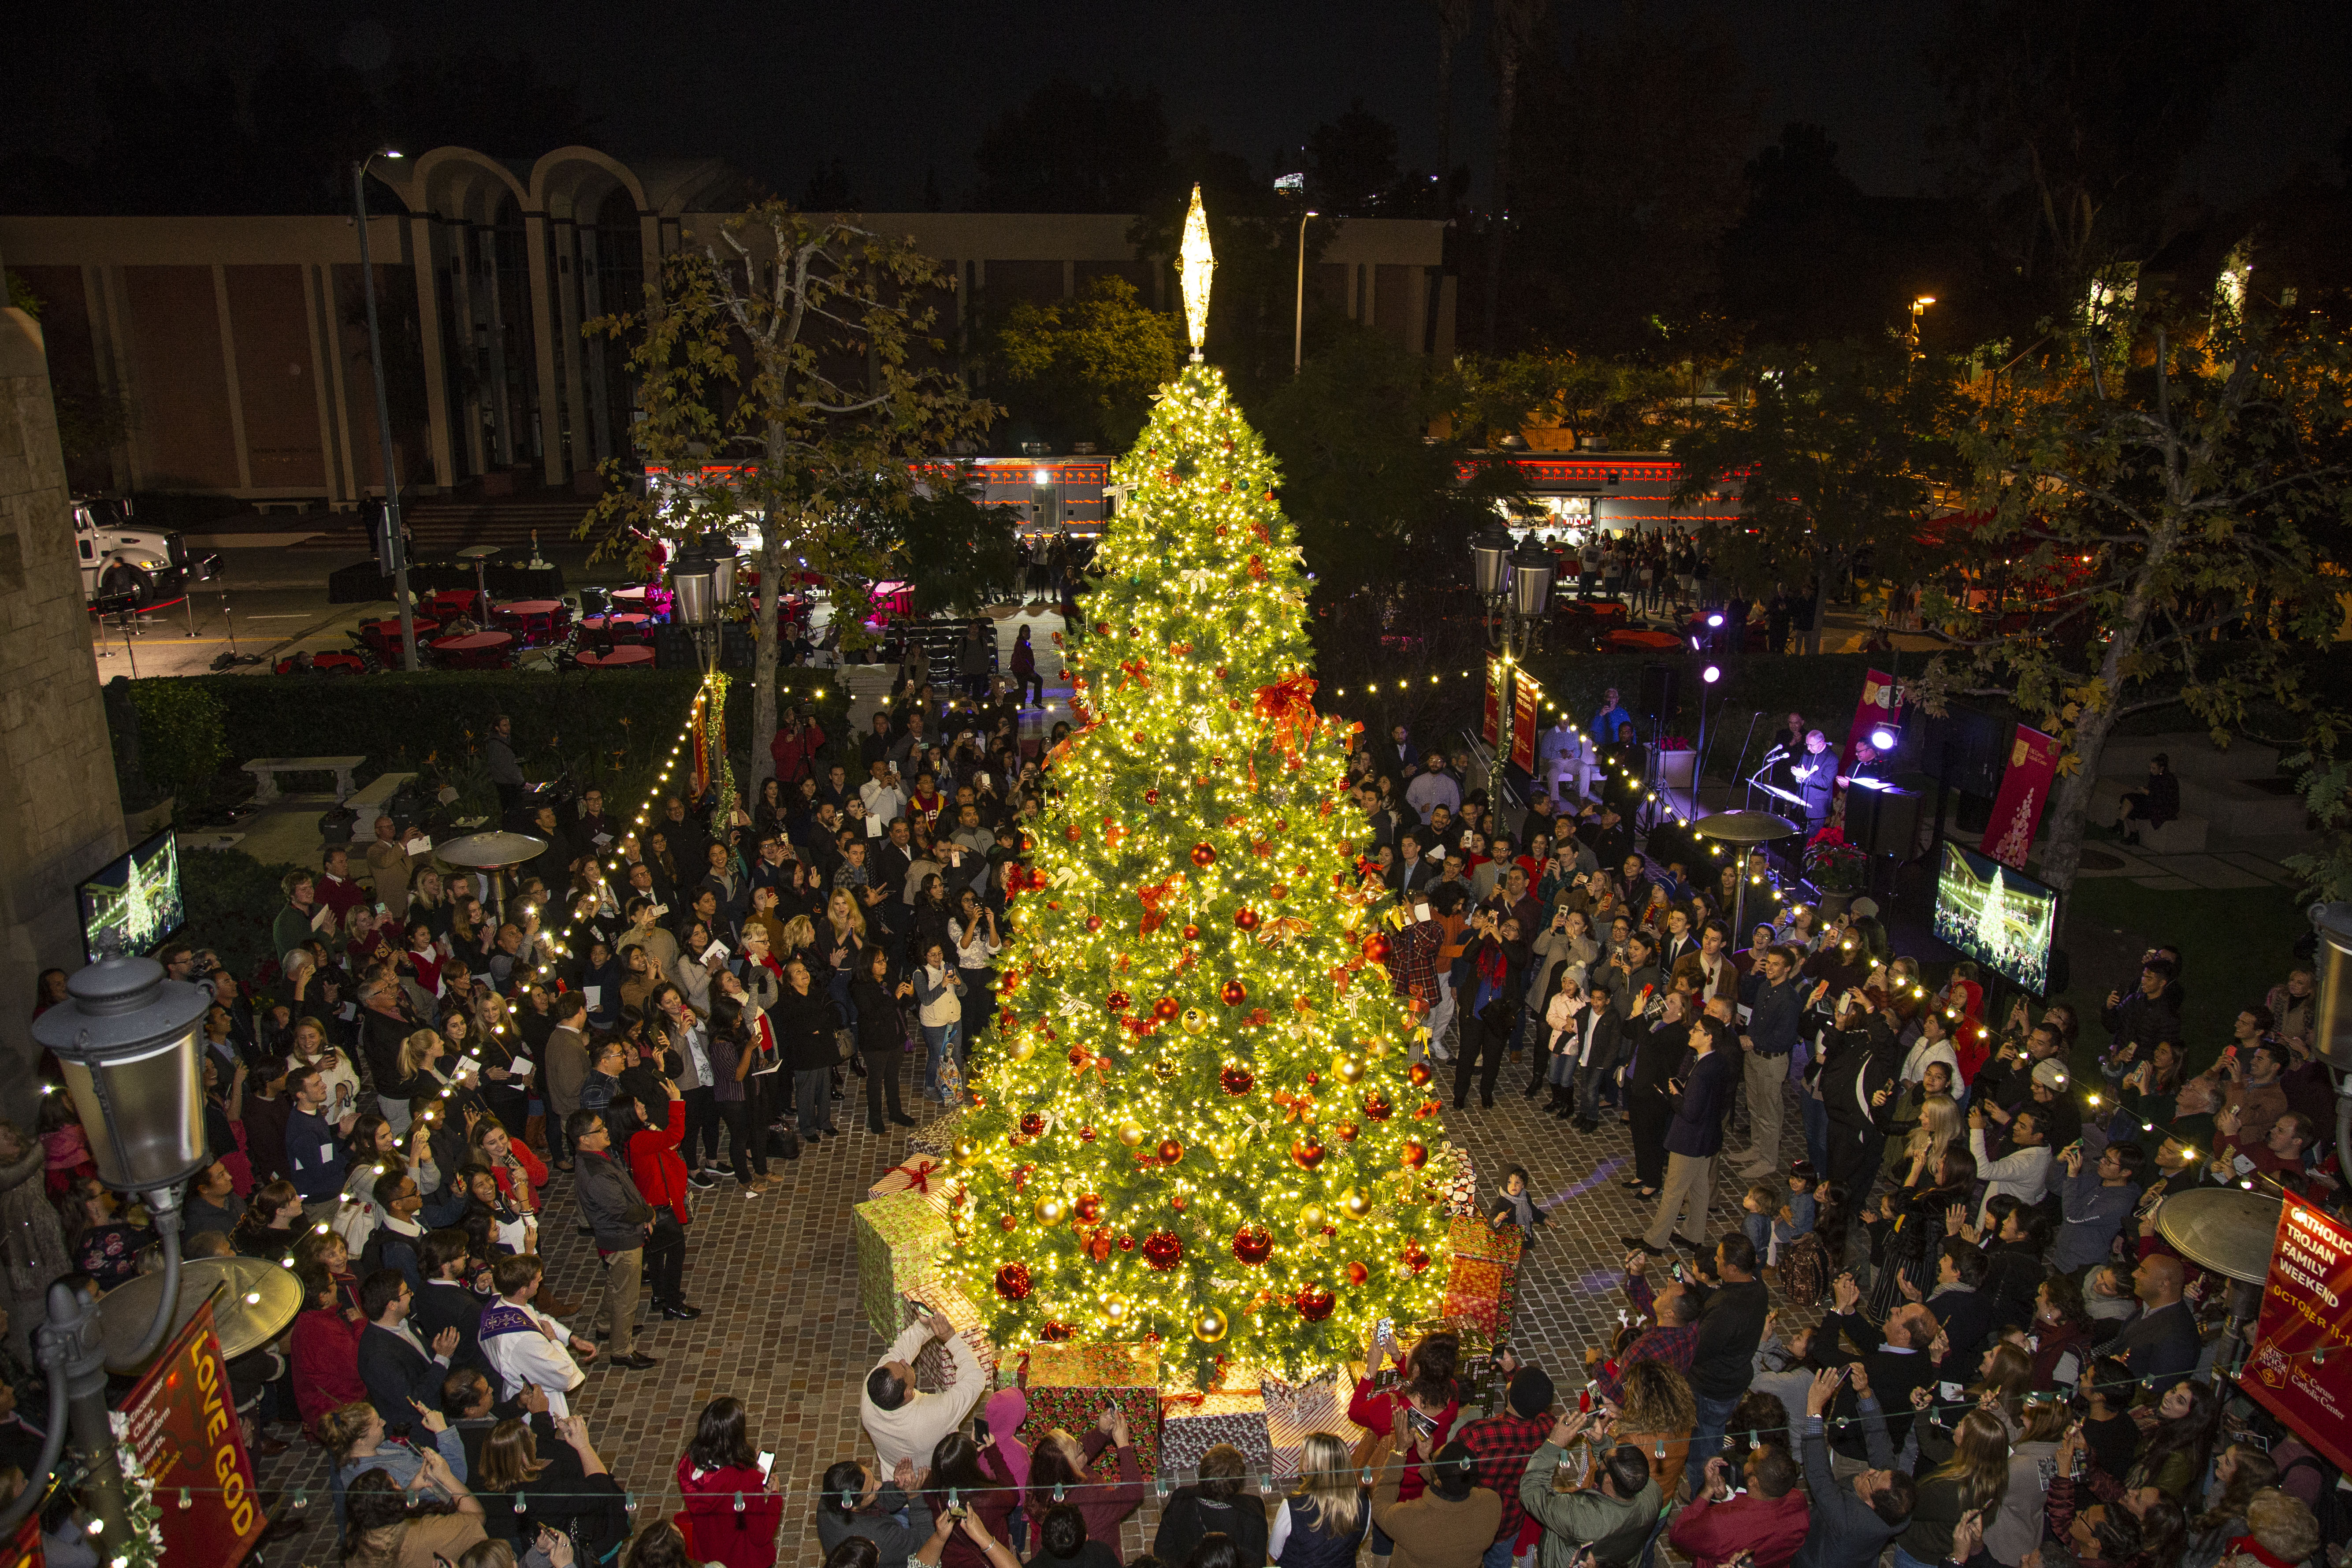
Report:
2053,1170,2140,1274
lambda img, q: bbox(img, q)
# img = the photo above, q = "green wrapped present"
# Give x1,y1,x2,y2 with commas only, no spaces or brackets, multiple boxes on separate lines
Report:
855,1191,951,1338
1017,1342,1164,1480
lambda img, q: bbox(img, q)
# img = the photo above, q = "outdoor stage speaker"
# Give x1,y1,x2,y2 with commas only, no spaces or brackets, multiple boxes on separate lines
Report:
1920,704,2009,797
1639,663,1680,735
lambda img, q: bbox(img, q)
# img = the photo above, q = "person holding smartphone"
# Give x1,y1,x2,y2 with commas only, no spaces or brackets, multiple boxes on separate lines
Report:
676,1397,785,1568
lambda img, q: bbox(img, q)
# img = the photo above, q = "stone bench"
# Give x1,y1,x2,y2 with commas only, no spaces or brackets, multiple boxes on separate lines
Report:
2088,776,2210,853
242,755,366,804
347,771,416,814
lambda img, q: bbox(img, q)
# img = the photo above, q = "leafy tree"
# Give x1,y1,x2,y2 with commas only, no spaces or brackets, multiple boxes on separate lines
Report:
1917,300,2352,891
1305,102,1430,218
1928,0,2246,301
971,78,1171,213
896,478,1020,617
1672,337,1967,652
992,275,1182,451
584,201,993,788
939,361,1450,1384
1500,10,1757,354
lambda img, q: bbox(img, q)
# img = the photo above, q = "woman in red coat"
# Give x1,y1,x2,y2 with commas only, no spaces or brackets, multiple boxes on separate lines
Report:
288,1268,367,1439
675,1397,783,1568
1347,1332,1462,1555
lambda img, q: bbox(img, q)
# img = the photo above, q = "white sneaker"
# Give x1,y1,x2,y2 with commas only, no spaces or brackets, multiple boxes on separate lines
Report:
1431,1043,1453,1062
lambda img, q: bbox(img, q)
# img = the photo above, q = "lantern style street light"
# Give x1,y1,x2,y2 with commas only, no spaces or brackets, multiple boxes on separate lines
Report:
667,531,740,675
22,958,201,1545
1469,525,1556,818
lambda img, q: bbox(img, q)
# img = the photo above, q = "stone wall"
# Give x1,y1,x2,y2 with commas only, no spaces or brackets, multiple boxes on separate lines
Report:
0,297,126,1120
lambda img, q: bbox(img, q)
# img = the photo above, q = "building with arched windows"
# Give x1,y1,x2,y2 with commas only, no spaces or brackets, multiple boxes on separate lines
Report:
0,145,1454,506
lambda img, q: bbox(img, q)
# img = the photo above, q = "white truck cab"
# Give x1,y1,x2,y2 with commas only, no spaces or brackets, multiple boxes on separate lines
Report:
73,497,192,607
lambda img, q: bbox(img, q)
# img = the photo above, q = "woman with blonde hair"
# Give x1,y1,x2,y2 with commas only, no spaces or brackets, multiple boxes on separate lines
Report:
1613,1358,1697,1502
2189,1444,2282,1568
1902,1408,2009,1568
1889,1092,1964,1182
320,1399,468,1520
1270,1430,1370,1567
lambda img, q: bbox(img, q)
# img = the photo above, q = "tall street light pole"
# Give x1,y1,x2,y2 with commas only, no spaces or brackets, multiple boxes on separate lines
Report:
354,149,419,671
1292,209,1318,375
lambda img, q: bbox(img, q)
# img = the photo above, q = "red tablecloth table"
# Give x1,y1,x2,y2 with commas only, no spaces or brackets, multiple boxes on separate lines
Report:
430,631,516,669
359,616,440,659
574,646,654,669
578,613,654,644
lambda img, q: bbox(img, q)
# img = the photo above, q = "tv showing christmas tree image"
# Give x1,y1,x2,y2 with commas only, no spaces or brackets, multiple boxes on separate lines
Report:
77,828,185,964
1933,841,2057,995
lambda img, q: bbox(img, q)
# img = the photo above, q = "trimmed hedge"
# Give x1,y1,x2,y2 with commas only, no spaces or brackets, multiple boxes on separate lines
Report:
119,669,853,822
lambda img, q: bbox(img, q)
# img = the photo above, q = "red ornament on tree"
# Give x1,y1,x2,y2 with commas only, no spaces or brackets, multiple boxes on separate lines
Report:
1295,1283,1336,1322
1107,991,1132,1013
1401,1242,1431,1274
1182,924,1202,942
1345,1260,1369,1286
1019,1113,1046,1137
1144,789,1159,804
1141,1230,1184,1270
1234,907,1261,931
1364,1094,1393,1121
1157,1139,1185,1165
1220,980,1248,1006
1086,915,1105,933
1401,1140,1429,1170
1289,1137,1326,1170
1363,934,1392,963
1041,1319,1074,1341
1078,1126,1098,1143
1407,1062,1433,1088
1152,996,1182,1021
1190,843,1218,868
1232,1224,1273,1265
1334,1121,1360,1141
1000,1214,1018,1231
1271,883,1289,900
1118,1234,1135,1251
1074,1193,1104,1224
994,1262,1033,1300
1220,1065,1256,1096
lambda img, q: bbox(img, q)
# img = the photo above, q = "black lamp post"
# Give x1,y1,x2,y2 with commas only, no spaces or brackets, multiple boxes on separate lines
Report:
22,958,202,1545
1470,525,1556,817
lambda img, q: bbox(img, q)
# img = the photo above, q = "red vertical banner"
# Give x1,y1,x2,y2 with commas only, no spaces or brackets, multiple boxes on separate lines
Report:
3,1512,36,1568
1841,669,1904,766
2246,1198,2352,1474
1482,661,1501,747
119,1300,266,1564
1979,725,2060,868
1511,673,1539,773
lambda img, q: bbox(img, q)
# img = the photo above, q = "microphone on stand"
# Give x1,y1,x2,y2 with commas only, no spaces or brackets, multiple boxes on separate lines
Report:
1759,743,1789,763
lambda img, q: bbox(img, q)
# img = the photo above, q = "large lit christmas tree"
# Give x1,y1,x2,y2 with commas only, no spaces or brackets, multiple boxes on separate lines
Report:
938,191,1451,1384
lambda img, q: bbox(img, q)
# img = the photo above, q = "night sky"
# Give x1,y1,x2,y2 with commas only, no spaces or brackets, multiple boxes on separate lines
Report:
7,0,2349,208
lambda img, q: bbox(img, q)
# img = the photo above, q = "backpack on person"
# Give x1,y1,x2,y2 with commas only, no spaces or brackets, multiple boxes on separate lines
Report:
1779,1230,1830,1308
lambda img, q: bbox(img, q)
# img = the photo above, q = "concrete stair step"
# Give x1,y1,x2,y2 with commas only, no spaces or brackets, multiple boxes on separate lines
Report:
2085,777,2210,851
2177,774,2310,836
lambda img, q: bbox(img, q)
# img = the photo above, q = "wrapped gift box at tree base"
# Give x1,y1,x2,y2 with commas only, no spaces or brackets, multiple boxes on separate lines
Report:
1017,1342,1164,1481
854,1192,951,1338
1159,1388,1274,1479
898,1289,1000,1393
1445,1212,1525,1270
1439,1257,1518,1344
868,1154,953,1215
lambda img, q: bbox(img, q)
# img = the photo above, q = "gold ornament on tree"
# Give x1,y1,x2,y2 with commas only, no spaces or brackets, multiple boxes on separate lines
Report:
1192,1307,1230,1342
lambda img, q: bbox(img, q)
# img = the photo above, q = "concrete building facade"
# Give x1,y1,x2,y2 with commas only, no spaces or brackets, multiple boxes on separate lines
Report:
0,145,1454,507
0,269,129,1085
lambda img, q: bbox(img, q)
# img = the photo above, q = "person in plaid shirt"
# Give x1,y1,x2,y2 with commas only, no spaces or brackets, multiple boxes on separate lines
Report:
1589,1248,1702,1405
1454,1355,1558,1568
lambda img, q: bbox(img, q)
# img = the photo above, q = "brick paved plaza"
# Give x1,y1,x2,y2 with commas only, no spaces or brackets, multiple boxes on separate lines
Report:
259,1051,1788,1566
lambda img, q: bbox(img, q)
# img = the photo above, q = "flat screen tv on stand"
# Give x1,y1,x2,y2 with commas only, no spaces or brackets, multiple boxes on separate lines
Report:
1931,840,2059,997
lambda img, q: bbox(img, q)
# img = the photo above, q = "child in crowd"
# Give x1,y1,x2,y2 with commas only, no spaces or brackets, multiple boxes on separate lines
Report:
1741,1180,1781,1265
1772,1162,1820,1254
1486,1166,1549,1246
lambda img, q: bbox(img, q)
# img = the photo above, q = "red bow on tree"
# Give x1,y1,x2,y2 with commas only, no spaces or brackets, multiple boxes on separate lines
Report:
1253,672,1320,760
1137,873,1186,934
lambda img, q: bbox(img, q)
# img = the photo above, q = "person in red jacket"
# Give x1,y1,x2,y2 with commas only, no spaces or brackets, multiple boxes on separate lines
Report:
289,1266,368,1439
623,1080,698,1318
676,1396,784,1568
1667,1443,1810,1568
1348,1330,1462,1557
770,709,827,786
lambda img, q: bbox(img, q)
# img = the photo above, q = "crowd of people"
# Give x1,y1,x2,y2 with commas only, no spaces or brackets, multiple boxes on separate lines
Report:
10,634,2341,1568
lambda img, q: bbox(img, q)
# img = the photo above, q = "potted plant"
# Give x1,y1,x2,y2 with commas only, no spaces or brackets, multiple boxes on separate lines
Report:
1802,825,1868,916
